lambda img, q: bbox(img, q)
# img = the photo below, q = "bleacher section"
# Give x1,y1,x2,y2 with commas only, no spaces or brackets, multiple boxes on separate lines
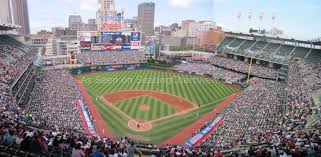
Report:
216,36,234,51
292,47,310,58
306,49,321,66
237,39,255,55
276,45,295,57
216,35,321,66
225,38,243,53
77,51,147,65
248,41,267,53
0,35,37,113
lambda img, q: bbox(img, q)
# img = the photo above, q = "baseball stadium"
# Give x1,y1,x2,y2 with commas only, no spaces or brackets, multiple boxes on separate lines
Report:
0,0,321,156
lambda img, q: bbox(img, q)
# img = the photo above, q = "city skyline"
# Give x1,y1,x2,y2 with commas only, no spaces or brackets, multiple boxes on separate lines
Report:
28,0,321,40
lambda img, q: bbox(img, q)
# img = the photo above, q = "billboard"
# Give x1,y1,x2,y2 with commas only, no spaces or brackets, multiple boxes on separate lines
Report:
121,43,131,50
130,32,141,41
101,32,130,46
100,23,122,31
131,41,141,50
78,32,91,41
91,43,123,51
186,116,223,147
80,42,91,50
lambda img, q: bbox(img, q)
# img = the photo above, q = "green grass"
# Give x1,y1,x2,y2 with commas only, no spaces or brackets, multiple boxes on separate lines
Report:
79,70,237,143
116,96,176,121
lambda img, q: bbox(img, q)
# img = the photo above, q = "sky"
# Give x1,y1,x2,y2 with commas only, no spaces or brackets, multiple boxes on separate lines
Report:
28,0,321,40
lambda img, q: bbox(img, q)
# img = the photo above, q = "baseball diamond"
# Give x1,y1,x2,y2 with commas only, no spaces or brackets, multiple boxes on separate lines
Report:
77,70,239,143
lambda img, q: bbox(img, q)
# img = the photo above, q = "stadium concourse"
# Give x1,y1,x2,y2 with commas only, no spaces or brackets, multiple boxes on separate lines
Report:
0,34,320,157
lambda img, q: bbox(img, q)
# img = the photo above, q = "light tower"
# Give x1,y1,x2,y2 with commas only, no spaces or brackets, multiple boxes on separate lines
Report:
248,8,252,30
236,10,242,33
259,10,265,34
271,10,277,36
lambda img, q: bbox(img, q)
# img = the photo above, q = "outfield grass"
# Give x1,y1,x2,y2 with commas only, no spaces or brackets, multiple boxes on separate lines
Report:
79,70,236,143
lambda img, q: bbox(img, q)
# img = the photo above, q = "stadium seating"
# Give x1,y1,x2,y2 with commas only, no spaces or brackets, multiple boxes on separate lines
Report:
201,78,287,149
237,39,255,54
225,38,244,53
0,35,37,115
174,63,246,82
276,45,295,57
292,47,310,58
0,34,320,157
27,69,84,131
248,41,267,53
216,36,234,51
306,49,321,67
209,56,280,78
77,51,146,65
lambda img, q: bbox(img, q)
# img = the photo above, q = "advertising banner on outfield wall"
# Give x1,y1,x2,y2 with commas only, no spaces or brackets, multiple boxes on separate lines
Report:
186,115,223,147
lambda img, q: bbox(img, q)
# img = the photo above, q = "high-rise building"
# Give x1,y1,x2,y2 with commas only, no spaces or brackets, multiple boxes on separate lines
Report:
52,27,65,38
80,19,97,31
123,18,138,31
69,15,82,30
11,0,31,35
0,0,13,24
97,0,121,31
97,0,116,17
138,2,155,36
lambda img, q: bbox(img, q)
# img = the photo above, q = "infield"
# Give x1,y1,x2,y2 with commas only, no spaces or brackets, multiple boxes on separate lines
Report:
77,70,239,144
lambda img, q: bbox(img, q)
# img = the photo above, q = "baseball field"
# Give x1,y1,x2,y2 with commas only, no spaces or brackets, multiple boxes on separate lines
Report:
76,70,239,144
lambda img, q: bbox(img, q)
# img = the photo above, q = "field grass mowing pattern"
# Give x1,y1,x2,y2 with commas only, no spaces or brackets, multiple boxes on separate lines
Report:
80,70,236,143
116,96,176,121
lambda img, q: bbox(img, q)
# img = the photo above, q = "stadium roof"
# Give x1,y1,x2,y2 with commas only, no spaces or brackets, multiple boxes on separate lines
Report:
225,32,321,46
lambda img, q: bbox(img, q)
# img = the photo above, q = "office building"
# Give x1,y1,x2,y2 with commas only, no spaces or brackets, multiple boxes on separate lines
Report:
0,0,12,24
11,0,31,35
138,2,155,36
69,15,82,31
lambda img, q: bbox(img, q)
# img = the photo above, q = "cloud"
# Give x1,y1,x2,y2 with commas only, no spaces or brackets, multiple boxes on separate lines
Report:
213,0,226,4
168,0,194,7
79,0,97,11
168,0,212,8
64,0,74,3
304,4,320,11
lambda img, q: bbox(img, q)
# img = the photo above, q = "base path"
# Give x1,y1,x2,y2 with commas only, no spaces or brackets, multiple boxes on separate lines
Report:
162,93,239,145
74,78,114,138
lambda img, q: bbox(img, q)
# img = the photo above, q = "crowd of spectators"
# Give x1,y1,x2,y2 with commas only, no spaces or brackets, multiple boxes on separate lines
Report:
209,56,280,78
299,61,321,92
0,113,231,157
175,63,246,82
1,35,321,156
77,51,146,65
283,62,316,130
197,77,321,156
0,35,37,114
201,78,286,149
25,69,84,131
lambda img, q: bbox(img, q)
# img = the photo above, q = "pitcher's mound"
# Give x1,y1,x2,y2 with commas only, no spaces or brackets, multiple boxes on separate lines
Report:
128,119,152,131
139,105,150,111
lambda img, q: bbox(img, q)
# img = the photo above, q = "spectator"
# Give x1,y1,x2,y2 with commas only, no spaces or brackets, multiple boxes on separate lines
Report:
72,143,85,157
